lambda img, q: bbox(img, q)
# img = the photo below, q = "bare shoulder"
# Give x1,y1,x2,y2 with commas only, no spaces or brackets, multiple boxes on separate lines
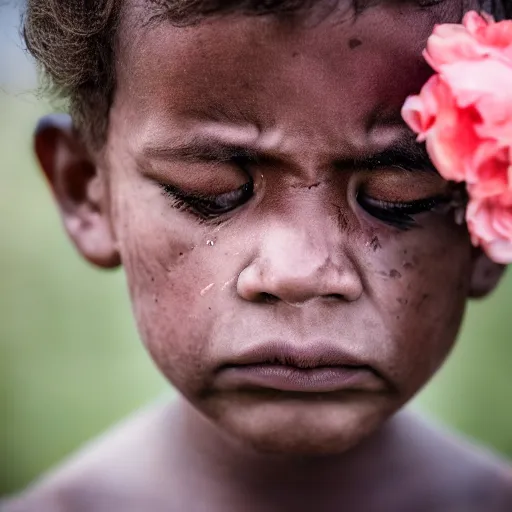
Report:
0,402,176,512
389,411,512,512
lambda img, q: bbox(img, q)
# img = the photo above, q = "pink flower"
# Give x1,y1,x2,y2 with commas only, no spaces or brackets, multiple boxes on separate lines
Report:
424,11,512,70
467,191,512,264
401,11,512,263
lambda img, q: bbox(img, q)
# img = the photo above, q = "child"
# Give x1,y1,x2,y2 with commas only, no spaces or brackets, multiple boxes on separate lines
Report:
3,0,512,510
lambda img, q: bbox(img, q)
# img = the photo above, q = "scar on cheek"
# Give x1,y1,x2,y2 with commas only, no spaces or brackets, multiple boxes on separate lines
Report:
222,277,237,291
200,283,215,296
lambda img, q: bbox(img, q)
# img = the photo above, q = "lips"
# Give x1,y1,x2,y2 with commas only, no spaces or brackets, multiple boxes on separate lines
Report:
215,341,387,394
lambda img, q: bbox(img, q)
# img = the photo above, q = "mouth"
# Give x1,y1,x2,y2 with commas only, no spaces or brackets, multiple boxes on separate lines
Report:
215,342,387,394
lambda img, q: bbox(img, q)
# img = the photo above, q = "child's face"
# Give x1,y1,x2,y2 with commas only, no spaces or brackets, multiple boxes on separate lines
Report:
39,0,501,454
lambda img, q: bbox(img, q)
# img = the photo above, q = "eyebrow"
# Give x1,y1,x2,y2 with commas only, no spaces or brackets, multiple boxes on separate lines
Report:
142,138,260,163
142,135,436,174
347,141,436,173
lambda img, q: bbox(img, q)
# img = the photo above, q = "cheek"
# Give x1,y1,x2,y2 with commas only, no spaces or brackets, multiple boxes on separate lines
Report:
365,216,472,392
111,178,228,394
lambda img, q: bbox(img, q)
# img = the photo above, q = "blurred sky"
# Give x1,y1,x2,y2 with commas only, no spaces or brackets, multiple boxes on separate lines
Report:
1,2,36,91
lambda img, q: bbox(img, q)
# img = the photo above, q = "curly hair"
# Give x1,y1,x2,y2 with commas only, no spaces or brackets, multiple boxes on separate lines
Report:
23,0,510,149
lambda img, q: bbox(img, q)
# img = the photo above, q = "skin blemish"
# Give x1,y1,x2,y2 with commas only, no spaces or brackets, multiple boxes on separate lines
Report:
200,283,215,296
348,38,362,49
291,181,322,190
370,236,381,252
222,277,236,291
396,297,409,306
377,269,401,279
403,261,414,270
335,206,350,231
416,293,430,312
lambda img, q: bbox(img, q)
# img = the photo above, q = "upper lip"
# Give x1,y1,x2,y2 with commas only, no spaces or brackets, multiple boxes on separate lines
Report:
220,340,373,371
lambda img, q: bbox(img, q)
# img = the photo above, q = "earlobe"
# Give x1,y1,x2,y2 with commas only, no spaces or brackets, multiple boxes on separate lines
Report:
34,114,121,269
468,247,506,299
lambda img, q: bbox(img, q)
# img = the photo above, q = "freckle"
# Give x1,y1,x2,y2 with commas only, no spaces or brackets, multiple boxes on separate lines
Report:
348,37,362,49
179,252,184,257
389,269,402,279
151,276,155,282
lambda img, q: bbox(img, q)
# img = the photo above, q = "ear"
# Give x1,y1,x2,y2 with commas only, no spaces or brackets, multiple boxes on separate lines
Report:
468,247,506,299
34,114,121,268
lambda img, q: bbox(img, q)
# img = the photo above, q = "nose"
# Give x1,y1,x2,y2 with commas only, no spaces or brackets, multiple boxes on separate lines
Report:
237,223,363,304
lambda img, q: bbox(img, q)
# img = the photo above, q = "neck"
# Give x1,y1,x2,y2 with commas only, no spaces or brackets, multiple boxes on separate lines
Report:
167,398,400,511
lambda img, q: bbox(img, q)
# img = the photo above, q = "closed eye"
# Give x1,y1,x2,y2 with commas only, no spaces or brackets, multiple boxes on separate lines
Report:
160,180,254,220
357,193,449,229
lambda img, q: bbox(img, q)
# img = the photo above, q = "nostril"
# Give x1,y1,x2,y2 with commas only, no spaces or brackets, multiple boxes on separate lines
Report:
260,292,279,304
325,294,345,301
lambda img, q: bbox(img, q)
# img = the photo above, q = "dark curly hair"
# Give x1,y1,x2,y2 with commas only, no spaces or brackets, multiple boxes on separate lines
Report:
23,0,509,149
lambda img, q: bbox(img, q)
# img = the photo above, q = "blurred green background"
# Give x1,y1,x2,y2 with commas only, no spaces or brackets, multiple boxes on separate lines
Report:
1,0,511,498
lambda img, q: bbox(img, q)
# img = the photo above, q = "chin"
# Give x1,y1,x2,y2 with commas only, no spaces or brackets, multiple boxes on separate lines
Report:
214,397,392,456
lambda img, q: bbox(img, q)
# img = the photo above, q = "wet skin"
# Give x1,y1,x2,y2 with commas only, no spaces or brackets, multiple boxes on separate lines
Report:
30,0,509,509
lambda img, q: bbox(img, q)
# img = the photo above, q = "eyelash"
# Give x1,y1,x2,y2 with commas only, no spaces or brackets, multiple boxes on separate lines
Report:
357,193,448,229
159,179,254,222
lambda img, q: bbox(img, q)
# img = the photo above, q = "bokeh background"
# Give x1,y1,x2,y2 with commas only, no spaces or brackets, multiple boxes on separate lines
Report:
1,0,511,498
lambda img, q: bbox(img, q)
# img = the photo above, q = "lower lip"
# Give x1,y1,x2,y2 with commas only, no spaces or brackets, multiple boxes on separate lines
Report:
216,365,383,393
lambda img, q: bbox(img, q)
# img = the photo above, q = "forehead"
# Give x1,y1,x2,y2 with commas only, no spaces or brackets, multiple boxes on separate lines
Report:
113,0,467,155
